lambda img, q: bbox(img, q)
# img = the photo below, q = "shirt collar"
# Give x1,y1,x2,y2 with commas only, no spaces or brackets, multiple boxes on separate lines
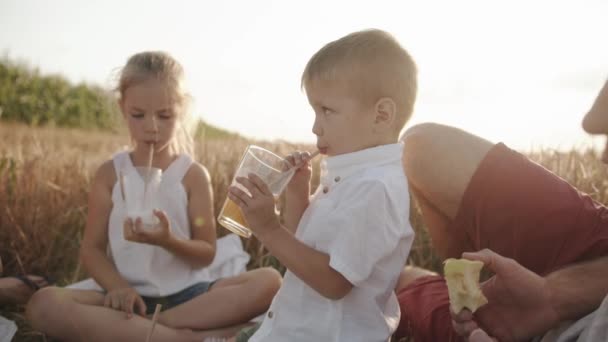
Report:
320,143,404,186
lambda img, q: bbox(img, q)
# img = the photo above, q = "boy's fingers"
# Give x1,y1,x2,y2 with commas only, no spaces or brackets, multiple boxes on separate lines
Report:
228,189,248,207
248,173,271,195
237,176,258,195
294,151,303,163
235,177,258,197
301,151,311,160
284,155,295,167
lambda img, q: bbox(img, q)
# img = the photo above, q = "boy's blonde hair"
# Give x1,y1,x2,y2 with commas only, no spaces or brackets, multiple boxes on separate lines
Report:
302,29,417,134
116,51,195,157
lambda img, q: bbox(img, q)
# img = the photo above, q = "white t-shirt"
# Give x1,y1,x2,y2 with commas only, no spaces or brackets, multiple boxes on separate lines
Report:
250,143,414,342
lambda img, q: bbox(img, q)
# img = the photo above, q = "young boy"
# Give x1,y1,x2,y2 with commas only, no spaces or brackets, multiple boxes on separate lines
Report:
228,29,417,341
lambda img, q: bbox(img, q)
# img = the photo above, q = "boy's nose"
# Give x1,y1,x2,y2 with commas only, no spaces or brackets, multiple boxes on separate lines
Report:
582,79,608,134
312,117,323,136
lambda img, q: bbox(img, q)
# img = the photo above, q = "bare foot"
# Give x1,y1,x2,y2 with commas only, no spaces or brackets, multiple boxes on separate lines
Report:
0,275,51,305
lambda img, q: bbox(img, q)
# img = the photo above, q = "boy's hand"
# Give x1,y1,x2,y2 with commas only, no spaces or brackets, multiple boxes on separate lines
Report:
228,173,281,238
284,151,313,199
104,287,147,318
123,209,173,246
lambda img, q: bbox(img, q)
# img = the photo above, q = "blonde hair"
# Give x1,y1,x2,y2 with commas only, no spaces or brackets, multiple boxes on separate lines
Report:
302,29,417,133
116,51,195,157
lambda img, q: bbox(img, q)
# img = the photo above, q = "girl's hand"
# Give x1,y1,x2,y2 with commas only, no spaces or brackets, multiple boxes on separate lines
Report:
228,173,281,238
123,209,172,246
104,287,147,318
284,151,313,199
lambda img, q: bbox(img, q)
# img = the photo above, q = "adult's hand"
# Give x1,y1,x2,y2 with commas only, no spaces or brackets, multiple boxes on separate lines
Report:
469,328,497,342
451,249,560,342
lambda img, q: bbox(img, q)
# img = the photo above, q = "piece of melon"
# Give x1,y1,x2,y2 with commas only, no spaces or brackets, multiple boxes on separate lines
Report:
444,258,488,313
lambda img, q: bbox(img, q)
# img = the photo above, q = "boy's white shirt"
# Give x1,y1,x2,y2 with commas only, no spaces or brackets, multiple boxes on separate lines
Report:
250,143,414,342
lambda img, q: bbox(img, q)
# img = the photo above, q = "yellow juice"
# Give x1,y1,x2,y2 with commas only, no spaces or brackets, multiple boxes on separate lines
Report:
218,198,251,238
221,198,247,226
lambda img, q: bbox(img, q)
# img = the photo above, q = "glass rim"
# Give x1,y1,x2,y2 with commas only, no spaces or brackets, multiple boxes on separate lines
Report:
246,145,288,173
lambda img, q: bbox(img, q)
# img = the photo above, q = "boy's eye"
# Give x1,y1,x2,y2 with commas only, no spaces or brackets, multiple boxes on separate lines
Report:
130,113,144,119
321,107,333,115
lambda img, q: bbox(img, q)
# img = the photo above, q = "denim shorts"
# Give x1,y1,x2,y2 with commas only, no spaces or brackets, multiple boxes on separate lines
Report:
141,281,216,315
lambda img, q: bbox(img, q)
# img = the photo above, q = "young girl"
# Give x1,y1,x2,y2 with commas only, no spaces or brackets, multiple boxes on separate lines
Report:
25,51,281,342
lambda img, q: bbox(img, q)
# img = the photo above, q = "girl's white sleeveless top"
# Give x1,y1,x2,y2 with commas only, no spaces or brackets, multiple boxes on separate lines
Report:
108,151,209,297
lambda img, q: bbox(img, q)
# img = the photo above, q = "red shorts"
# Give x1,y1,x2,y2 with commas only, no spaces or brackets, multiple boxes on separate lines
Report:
395,143,608,342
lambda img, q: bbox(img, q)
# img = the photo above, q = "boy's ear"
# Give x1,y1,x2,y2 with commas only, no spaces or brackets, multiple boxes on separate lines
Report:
374,97,397,127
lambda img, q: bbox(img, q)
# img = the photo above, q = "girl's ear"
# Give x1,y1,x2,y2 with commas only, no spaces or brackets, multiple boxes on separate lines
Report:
374,97,396,127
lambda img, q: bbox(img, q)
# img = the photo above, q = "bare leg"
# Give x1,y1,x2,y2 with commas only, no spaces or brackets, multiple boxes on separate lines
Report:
402,123,494,259
158,267,282,330
26,287,198,342
193,322,256,339
0,275,50,305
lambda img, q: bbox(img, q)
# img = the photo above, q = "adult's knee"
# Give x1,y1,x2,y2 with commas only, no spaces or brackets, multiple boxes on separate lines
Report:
401,123,452,180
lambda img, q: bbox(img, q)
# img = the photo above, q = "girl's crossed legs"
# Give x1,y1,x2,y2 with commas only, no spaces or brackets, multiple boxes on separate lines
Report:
26,267,281,342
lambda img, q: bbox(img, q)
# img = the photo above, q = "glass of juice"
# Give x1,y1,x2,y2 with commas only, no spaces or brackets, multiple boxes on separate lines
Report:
218,145,296,238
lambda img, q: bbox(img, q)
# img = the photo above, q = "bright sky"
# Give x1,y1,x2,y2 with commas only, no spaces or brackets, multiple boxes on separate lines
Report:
1,0,607,151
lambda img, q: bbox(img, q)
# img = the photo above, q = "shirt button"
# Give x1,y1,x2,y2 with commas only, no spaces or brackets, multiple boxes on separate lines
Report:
322,186,329,194
334,176,341,182
268,310,274,319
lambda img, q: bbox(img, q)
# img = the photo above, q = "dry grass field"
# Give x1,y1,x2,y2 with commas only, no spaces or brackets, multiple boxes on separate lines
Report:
1,122,607,341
